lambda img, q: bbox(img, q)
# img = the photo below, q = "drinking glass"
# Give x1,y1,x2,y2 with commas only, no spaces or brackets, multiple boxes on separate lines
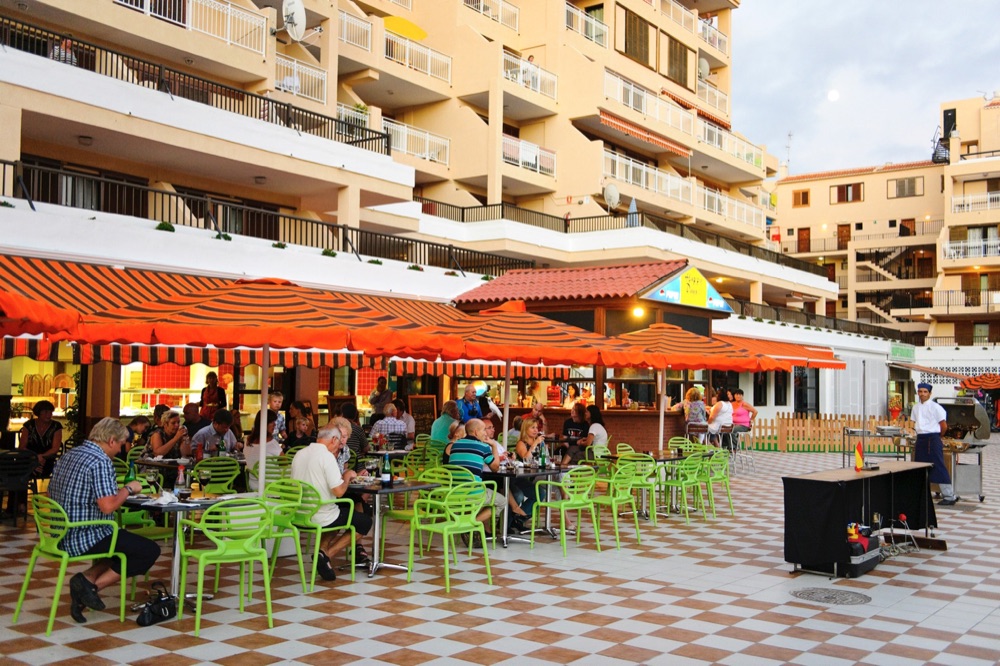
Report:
145,470,159,495
198,470,212,493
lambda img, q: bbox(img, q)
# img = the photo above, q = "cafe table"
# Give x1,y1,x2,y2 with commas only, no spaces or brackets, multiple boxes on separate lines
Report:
482,465,564,547
605,449,688,519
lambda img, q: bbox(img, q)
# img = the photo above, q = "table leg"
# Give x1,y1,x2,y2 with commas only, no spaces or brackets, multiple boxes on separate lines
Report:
368,494,382,578
170,511,183,597
501,478,510,548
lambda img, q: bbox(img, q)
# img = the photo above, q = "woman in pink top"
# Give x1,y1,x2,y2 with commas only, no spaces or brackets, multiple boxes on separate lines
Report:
731,388,758,433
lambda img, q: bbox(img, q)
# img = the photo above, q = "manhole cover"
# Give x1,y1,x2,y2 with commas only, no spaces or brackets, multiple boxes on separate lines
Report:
791,588,871,605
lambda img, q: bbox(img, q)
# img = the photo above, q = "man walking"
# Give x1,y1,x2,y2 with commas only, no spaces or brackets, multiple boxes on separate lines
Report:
911,382,958,505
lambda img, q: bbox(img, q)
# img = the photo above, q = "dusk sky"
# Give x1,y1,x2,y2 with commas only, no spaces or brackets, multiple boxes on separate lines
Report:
731,1,1000,176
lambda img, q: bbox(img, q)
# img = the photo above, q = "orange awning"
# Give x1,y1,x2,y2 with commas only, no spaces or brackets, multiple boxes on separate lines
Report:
617,324,790,372
393,359,570,380
717,335,846,369
599,110,692,158
961,373,1000,390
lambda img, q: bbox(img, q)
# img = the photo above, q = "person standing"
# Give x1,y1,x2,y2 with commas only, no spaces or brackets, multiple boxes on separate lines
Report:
368,377,393,419
198,371,227,421
912,382,958,505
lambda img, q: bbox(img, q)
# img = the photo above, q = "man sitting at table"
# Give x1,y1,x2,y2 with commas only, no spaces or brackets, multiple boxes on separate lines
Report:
391,398,416,447
445,418,505,547
370,403,408,449
191,409,239,456
430,400,459,450
291,423,373,581
182,403,211,441
48,417,160,623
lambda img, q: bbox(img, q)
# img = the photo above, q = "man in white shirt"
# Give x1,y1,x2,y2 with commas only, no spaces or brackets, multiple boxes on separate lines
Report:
291,423,372,581
392,399,416,445
371,403,408,449
911,382,957,505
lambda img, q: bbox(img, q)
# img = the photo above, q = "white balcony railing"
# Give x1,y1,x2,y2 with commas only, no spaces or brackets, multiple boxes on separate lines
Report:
697,120,763,170
385,32,452,83
697,80,728,115
697,186,765,231
115,0,266,55
660,0,695,32
565,3,608,47
382,118,450,165
387,0,411,9
275,54,326,104
699,20,729,55
603,71,695,136
952,192,1000,213
943,238,1000,260
503,135,556,177
339,10,372,51
463,0,519,31
603,151,692,205
502,52,558,100
337,102,369,127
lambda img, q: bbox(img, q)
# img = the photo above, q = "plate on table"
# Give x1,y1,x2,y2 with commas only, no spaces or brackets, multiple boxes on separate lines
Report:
133,494,150,500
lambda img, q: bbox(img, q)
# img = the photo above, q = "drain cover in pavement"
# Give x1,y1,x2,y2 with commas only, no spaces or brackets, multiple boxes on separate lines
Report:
791,588,871,605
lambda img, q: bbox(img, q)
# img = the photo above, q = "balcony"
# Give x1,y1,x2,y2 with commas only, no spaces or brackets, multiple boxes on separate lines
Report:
952,192,1000,214
925,336,1000,348
565,4,608,47
891,290,1000,317
502,135,555,176
697,80,728,115
275,54,326,104
382,118,450,165
339,10,372,52
503,53,558,101
385,32,452,84
603,151,692,205
114,0,266,55
698,20,729,55
604,72,694,137
697,120,762,170
660,0,696,32
697,186,765,231
464,0,519,31
337,102,369,127
943,237,1000,260
727,299,898,339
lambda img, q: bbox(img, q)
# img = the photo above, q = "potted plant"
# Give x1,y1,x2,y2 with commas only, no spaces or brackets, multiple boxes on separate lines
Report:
888,394,903,420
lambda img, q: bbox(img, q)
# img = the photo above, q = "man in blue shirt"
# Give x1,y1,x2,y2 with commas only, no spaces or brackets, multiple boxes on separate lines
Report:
445,419,504,546
457,384,483,424
47,418,160,623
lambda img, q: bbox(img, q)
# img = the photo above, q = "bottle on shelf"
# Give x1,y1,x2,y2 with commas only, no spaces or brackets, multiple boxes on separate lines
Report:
381,453,393,488
123,461,136,484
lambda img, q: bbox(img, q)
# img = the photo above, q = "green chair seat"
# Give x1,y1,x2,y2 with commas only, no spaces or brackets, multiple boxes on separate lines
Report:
192,457,241,494
592,462,641,550
291,482,357,591
530,466,601,557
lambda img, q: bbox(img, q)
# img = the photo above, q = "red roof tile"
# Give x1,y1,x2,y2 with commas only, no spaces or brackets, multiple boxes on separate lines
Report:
779,160,938,184
454,261,688,305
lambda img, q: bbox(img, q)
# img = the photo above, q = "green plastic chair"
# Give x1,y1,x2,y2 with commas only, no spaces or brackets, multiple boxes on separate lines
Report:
617,452,659,526
427,438,448,456
530,466,601,557
126,446,146,464
592,462,641,550
442,465,497,549
14,495,128,635
657,455,706,525
615,442,634,455
702,450,735,519
177,498,273,637
192,457,241,494
580,444,612,480
291,481,357,590
667,436,693,451
249,457,290,489
262,479,307,592
380,466,455,556
414,433,431,448
406,482,493,593
285,445,307,458
111,457,129,480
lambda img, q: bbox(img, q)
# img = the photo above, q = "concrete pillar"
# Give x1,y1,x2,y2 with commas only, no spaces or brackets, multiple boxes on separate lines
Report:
487,49,503,205
337,183,361,229
0,105,21,194
86,362,121,434
816,296,827,317
749,281,763,304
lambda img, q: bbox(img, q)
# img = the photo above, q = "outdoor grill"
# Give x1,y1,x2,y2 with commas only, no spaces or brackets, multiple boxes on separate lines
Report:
936,397,991,501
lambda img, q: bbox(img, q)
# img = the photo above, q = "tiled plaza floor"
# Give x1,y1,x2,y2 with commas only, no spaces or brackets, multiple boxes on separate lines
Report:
2,442,999,665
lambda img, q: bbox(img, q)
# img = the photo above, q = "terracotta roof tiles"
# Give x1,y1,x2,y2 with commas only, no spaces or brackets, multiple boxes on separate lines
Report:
779,160,938,184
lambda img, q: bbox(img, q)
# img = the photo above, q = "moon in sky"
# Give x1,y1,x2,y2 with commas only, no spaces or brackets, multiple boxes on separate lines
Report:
827,89,840,102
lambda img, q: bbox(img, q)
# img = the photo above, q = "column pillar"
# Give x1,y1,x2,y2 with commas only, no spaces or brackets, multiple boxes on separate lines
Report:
337,183,361,229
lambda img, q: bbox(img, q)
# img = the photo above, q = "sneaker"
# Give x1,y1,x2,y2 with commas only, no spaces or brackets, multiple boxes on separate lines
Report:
315,550,337,581
70,573,105,611
938,497,960,506
353,546,371,568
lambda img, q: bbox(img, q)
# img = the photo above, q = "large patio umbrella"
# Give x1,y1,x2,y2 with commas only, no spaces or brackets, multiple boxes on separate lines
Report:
960,373,1000,391
0,289,79,337
616,323,791,448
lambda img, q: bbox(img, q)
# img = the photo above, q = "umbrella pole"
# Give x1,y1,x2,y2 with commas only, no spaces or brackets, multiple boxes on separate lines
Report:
258,342,269,498
501,360,512,449
657,369,665,450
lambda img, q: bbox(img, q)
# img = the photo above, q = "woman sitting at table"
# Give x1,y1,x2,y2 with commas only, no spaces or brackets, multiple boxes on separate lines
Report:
245,409,282,491
283,416,315,452
442,421,466,465
706,388,733,446
581,405,609,449
140,410,190,488
673,387,707,436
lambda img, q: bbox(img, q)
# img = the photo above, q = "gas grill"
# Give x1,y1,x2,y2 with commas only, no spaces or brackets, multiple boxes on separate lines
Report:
936,397,990,502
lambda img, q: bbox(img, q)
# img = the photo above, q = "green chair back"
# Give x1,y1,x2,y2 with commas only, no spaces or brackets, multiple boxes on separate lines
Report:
126,446,146,464
285,445,307,458
615,442,634,455
530,466,601,557
112,457,129,480
415,433,431,448
193,457,241,494
250,457,291,487
592,462,641,549
262,478,307,591
292,481,357,590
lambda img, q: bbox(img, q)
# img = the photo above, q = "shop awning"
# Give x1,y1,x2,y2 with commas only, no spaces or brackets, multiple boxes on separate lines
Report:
888,362,967,381
392,359,570,381
79,344,384,369
617,324,789,372
599,110,692,158
716,335,847,370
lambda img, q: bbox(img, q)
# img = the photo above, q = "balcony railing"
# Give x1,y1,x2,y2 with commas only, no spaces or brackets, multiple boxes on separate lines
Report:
337,102,369,127
414,197,827,277
697,186,765,231
697,120,763,170
925,336,1000,347
943,237,1000,260
604,71,695,136
697,80,728,115
385,32,452,83
502,135,556,176
114,0,266,55
339,10,372,51
3,160,529,276
382,118,450,165
463,0,519,31
603,151,692,205
565,3,608,47
660,0,695,32
891,290,1000,314
0,17,390,155
502,52,558,100
698,20,729,55
386,0,412,8
275,54,326,104
952,192,1000,213
727,299,898,339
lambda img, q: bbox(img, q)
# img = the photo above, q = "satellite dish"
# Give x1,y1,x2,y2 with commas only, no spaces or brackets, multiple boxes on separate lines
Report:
282,0,306,42
698,57,710,80
603,183,620,209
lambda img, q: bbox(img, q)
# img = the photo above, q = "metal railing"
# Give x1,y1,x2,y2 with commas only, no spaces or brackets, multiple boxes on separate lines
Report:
660,0,695,32
603,151,692,205
925,336,1000,347
275,54,326,104
697,186,765,231
952,191,1000,213
338,10,372,51
565,3,607,47
414,196,827,277
697,80,728,115
337,102,369,127
697,120,763,170
502,52,558,100
382,118,450,165
114,0,266,55
890,290,1000,314
698,20,728,55
502,135,556,176
942,237,1000,260
0,17,390,155
604,71,694,136
463,0,519,31
2,160,528,276
386,0,412,8
959,149,1000,161
727,299,898,339
385,32,452,83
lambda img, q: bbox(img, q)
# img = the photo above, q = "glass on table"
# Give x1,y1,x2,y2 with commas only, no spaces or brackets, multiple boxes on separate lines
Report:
198,469,212,492
145,470,160,495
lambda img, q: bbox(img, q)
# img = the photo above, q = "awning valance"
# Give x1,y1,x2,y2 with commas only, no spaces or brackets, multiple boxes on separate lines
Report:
716,335,846,370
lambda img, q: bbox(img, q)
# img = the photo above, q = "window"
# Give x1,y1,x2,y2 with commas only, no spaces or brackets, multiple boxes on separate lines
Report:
622,8,650,65
793,368,819,415
666,35,688,87
887,176,923,199
831,182,863,204
792,189,810,207
889,219,897,228
855,222,863,231
773,370,788,406
753,372,768,406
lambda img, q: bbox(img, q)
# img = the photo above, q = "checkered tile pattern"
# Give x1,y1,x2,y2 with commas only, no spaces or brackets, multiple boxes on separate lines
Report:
3,438,1000,665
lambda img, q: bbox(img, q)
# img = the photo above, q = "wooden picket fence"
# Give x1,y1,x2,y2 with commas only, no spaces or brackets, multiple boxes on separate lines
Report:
751,413,909,453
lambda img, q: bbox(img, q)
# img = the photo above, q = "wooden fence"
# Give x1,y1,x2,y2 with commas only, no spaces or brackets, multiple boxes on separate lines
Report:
750,413,910,454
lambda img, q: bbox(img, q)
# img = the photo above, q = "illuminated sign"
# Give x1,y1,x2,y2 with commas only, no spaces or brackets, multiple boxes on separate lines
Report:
640,267,733,312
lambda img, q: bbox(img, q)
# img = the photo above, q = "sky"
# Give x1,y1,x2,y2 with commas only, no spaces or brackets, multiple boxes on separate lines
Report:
731,1,1000,177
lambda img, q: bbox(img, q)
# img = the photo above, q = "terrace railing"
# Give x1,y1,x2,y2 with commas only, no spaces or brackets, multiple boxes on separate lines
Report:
726,298,897,338
338,10,372,51
697,120,763,170
604,71,695,136
951,192,1000,213
697,80,728,115
382,118,450,165
660,0,695,32
565,3,608,47
603,151,692,205
502,52,558,100
698,20,728,55
114,0,266,55
463,0,519,31
502,135,556,177
385,32,452,83
275,54,326,104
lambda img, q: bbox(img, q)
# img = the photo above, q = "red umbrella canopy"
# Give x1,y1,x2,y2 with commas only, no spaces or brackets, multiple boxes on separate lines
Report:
616,323,791,372
960,373,1000,390
51,278,458,358
0,290,79,337
424,301,654,368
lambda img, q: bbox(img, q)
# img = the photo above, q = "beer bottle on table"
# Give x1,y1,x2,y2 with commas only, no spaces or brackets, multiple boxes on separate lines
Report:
124,461,136,484
538,444,547,469
381,454,392,488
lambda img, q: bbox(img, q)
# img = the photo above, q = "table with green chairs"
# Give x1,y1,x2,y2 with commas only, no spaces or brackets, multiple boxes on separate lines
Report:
530,466,601,557
592,461,642,550
482,465,562,547
357,478,441,578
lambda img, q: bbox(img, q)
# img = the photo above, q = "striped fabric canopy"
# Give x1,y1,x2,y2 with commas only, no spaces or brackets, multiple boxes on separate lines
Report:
960,373,1000,390
78,344,384,369
392,358,570,380
616,323,791,371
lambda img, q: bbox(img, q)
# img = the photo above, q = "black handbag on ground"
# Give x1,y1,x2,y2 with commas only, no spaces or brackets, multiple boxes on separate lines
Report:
136,581,177,626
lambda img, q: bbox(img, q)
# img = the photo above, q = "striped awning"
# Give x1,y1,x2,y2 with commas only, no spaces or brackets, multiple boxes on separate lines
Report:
617,324,789,372
717,335,846,370
79,344,384,369
393,359,570,380
960,373,1000,390
0,336,63,362
599,110,692,158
